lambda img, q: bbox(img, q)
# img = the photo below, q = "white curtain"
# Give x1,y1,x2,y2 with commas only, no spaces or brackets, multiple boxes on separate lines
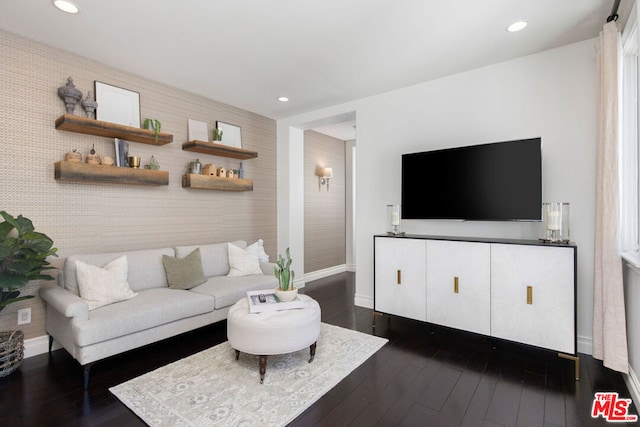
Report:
593,21,629,374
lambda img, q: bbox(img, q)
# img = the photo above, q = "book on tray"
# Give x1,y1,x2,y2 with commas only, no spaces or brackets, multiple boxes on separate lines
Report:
247,289,304,313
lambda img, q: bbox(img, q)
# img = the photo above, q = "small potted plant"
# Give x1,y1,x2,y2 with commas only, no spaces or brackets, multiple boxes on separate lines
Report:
274,247,297,302
143,118,161,143
213,127,223,142
0,211,57,377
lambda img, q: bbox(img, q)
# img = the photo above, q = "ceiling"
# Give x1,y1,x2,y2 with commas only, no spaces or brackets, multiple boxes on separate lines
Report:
0,0,619,136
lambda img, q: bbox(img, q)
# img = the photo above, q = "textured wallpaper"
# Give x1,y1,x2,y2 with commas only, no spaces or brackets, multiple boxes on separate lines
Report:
304,130,346,273
0,29,277,339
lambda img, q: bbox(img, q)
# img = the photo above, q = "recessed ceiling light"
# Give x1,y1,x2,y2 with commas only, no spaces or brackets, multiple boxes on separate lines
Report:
278,96,289,102
507,20,528,32
52,0,80,14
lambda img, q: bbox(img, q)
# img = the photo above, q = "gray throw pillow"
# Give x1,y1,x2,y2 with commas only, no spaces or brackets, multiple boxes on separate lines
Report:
162,248,207,290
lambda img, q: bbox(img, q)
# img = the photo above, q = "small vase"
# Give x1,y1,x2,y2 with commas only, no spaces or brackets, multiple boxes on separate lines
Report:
275,287,298,302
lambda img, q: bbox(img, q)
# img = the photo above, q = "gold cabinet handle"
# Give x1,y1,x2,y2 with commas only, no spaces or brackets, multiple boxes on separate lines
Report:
397,270,401,285
527,285,533,305
454,276,459,293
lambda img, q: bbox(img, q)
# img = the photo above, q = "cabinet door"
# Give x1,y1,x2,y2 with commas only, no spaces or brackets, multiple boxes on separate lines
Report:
374,237,427,321
491,244,575,354
426,240,491,335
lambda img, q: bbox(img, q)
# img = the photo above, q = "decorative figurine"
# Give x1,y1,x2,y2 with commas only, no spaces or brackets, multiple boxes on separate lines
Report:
86,144,99,164
101,156,114,166
203,164,217,176
81,90,98,119
64,149,82,162
57,77,82,114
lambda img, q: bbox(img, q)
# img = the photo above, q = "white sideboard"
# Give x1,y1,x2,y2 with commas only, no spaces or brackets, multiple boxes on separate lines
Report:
373,235,577,358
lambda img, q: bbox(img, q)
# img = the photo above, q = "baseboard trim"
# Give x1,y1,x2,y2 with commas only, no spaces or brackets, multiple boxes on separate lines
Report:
304,265,346,283
354,293,373,309
24,335,60,359
625,365,640,407
577,335,593,356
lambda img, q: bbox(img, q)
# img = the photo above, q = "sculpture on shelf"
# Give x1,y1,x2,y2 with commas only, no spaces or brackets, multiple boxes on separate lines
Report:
81,91,98,119
57,77,82,114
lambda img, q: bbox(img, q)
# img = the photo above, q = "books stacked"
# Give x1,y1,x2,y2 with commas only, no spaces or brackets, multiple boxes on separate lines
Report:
114,138,129,167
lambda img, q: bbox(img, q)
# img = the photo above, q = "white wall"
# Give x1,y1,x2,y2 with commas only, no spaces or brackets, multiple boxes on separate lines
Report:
278,38,598,354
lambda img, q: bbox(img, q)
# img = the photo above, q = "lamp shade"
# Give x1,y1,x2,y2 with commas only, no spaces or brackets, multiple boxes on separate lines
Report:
323,167,333,178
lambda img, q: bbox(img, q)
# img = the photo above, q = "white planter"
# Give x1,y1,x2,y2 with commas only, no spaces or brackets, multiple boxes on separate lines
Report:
275,287,298,302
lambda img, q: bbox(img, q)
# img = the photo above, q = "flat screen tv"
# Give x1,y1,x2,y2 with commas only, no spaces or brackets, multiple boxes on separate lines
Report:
401,137,542,221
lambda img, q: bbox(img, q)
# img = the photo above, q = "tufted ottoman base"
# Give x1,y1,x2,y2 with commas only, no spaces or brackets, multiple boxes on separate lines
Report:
227,294,321,383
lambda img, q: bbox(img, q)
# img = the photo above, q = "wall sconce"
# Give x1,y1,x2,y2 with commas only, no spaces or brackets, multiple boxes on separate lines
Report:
316,166,333,191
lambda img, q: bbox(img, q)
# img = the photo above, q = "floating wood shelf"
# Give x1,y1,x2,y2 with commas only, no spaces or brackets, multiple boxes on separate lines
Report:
182,140,258,160
55,114,173,146
55,161,169,186
182,174,253,191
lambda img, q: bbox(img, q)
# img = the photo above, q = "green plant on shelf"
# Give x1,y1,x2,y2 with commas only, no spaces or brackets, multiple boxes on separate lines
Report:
143,119,161,143
213,127,223,142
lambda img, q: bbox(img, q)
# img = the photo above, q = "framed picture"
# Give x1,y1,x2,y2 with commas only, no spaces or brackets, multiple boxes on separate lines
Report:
95,81,141,127
216,121,242,148
188,119,209,142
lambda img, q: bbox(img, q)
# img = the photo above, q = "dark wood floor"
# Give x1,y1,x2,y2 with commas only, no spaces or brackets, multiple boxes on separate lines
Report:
0,272,635,426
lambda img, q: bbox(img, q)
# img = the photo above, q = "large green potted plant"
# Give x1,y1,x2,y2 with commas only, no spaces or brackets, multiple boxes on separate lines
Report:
274,247,297,302
0,211,57,377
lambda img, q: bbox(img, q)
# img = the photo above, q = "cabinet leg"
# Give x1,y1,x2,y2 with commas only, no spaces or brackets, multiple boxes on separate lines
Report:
372,311,385,328
558,353,580,381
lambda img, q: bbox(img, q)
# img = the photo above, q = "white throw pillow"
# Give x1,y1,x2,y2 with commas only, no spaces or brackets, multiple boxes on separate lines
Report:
246,239,269,263
227,243,263,277
76,256,138,310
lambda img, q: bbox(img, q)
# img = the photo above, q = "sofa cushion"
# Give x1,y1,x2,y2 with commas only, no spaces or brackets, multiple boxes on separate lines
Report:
76,256,137,310
72,288,215,347
63,247,175,295
247,239,269,262
162,248,207,290
227,243,263,277
175,240,246,278
190,273,279,309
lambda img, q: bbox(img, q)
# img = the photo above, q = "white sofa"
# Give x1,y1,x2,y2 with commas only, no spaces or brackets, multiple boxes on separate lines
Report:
39,240,278,388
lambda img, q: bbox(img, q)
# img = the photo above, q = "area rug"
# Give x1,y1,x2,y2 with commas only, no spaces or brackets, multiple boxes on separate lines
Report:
110,323,388,426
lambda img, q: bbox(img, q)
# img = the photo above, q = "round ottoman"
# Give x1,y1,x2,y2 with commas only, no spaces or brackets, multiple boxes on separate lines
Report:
227,294,321,383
